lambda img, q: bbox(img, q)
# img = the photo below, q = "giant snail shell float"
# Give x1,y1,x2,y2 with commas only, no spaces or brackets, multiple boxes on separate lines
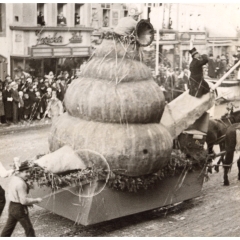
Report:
48,19,173,177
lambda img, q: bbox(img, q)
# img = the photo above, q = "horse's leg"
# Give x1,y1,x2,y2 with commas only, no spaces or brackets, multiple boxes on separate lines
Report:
207,144,214,173
223,150,234,186
237,158,240,180
215,142,225,173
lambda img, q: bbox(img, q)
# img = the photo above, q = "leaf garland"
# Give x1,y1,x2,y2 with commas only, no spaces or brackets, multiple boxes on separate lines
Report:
26,149,207,193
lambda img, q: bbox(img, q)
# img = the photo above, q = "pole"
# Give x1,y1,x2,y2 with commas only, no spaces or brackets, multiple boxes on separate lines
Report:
211,60,240,91
155,4,160,76
189,35,195,65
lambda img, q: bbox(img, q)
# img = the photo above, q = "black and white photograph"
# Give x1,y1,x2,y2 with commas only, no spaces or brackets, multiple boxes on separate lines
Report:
1,1,240,237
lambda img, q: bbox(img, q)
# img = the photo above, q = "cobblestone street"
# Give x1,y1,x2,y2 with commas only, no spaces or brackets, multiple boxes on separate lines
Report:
0,103,240,237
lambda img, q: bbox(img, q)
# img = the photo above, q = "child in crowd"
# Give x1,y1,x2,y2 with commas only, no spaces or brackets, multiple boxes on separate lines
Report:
23,93,31,120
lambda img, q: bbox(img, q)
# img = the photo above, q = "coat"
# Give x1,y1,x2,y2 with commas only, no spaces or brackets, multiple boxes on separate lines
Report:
0,91,4,116
208,58,216,78
2,89,13,118
189,54,210,98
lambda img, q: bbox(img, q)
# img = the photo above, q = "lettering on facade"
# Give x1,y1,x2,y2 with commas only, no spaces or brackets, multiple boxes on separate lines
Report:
69,32,83,43
15,34,22,42
181,33,206,41
36,33,63,45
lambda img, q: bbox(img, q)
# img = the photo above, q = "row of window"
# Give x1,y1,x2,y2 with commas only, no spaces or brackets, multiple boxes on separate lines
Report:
35,3,84,26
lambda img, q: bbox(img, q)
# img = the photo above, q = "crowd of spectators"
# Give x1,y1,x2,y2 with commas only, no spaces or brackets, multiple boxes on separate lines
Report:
0,70,78,126
153,52,240,103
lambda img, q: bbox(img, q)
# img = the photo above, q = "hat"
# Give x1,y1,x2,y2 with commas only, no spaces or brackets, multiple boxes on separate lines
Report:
14,160,31,172
128,5,142,16
189,47,198,57
18,161,31,172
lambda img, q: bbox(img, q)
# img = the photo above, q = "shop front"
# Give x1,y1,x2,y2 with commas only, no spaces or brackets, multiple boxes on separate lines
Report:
10,26,93,79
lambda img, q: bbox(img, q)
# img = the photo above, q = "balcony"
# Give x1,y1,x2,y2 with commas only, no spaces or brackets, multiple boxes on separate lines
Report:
9,25,94,32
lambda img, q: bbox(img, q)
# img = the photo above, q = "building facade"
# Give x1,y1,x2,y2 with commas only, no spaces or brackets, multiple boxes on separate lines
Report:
0,3,94,79
0,3,240,79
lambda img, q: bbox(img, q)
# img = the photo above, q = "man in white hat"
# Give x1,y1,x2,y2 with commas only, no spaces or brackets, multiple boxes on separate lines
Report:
114,5,142,36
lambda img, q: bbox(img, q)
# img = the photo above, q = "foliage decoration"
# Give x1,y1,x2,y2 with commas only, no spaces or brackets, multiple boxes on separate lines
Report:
26,149,207,193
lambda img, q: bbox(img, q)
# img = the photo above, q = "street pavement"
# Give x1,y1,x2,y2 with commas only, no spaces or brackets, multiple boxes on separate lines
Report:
0,102,240,236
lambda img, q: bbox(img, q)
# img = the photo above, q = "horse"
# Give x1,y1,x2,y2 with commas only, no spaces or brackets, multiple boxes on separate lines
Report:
206,109,240,172
222,122,240,185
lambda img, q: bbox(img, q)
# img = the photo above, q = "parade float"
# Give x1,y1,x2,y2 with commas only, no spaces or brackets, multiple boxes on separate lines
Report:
26,17,240,226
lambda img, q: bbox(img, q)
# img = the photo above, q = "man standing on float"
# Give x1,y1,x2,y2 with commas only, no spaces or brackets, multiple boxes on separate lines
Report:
188,47,210,98
114,5,142,36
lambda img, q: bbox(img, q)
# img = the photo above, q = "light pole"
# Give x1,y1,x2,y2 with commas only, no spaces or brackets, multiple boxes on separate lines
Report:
155,3,161,76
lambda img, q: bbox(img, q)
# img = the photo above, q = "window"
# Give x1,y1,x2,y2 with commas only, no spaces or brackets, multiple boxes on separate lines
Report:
37,3,46,26
101,3,110,9
111,10,119,27
57,3,67,25
102,9,110,27
75,4,84,25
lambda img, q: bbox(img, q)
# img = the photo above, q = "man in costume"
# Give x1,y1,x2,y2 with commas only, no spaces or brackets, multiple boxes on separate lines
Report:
114,5,142,36
1,161,42,237
188,47,210,98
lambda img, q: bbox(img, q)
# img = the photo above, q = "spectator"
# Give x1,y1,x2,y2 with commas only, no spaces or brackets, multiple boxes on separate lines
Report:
44,79,50,89
44,71,54,85
208,53,216,78
75,13,80,25
0,89,4,124
38,79,47,96
57,12,67,25
44,90,63,121
56,77,66,102
2,83,13,124
11,82,20,124
162,57,171,68
18,91,24,122
215,56,224,78
23,93,31,120
37,11,45,26
31,91,41,120
221,54,227,74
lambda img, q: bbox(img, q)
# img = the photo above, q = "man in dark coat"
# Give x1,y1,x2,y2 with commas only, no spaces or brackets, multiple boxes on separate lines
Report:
2,83,13,123
188,47,210,98
207,53,216,78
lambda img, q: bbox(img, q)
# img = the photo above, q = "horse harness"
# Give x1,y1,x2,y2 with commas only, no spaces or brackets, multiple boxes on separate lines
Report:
209,117,234,145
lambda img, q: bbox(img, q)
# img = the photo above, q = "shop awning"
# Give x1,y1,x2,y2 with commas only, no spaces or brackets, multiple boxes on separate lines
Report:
152,41,179,45
207,40,233,46
28,46,91,58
